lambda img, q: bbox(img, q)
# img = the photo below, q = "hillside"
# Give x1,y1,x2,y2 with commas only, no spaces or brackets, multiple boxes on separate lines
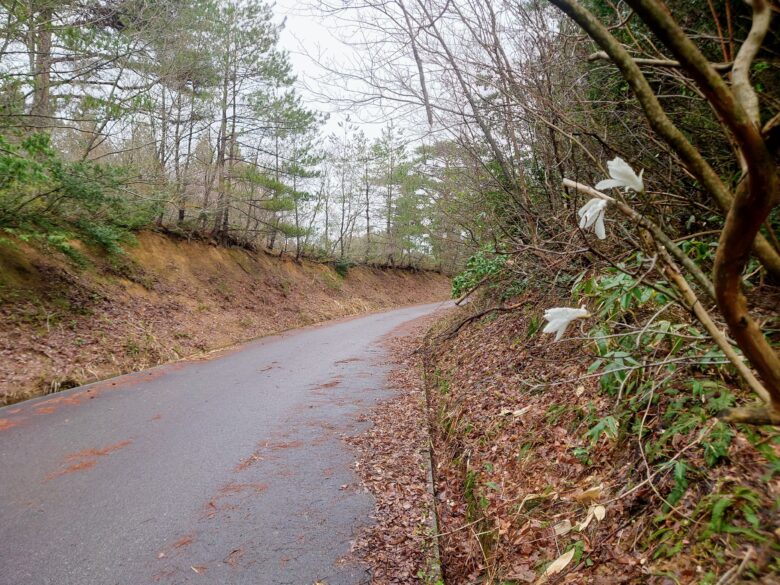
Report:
421,293,780,583
2,0,780,582
342,287,779,583
0,232,449,405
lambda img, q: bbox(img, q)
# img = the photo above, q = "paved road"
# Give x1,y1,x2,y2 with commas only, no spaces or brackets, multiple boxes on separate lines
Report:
0,302,446,585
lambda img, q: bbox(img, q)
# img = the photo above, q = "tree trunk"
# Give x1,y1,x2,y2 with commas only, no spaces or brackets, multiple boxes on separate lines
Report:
212,60,230,239
29,6,53,130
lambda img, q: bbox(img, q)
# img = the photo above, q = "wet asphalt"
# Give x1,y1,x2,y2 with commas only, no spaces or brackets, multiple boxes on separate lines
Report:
0,301,447,585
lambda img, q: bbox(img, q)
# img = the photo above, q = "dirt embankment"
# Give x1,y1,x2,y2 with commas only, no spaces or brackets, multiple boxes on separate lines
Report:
421,292,779,584
0,231,450,404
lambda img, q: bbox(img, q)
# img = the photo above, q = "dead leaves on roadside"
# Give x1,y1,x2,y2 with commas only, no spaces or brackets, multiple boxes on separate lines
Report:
346,315,442,584
423,295,644,584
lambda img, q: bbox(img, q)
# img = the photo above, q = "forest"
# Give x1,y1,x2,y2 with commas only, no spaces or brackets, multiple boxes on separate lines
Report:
2,0,780,583
0,0,466,272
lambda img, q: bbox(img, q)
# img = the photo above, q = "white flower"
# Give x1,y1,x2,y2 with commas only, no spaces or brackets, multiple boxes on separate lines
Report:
595,157,644,193
542,305,591,341
578,198,608,239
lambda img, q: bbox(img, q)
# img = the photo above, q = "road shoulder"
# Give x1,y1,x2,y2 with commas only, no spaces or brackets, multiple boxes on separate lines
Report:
346,311,446,584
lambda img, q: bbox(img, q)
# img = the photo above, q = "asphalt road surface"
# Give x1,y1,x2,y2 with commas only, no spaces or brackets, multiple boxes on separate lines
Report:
0,301,446,585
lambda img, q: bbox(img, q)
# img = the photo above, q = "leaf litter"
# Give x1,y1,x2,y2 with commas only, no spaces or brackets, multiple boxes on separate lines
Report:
346,312,444,584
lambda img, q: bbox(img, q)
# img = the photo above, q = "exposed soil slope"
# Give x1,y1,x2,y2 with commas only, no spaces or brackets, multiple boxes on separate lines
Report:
0,231,449,404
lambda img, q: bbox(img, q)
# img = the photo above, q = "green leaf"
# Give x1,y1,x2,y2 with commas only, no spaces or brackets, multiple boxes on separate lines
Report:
585,415,619,446
708,496,732,533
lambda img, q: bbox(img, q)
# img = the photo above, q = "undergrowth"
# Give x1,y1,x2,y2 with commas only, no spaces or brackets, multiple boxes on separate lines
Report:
0,132,157,257
424,262,780,583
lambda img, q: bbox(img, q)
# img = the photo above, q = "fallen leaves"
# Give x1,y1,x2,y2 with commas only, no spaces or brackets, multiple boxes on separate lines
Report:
0,233,451,406
575,504,607,532
217,482,268,496
506,563,536,583
422,293,643,583
537,548,575,583
223,548,244,566
233,452,264,472
346,313,443,584
498,405,531,417
572,483,604,504
553,519,572,536
173,536,193,549
419,288,779,583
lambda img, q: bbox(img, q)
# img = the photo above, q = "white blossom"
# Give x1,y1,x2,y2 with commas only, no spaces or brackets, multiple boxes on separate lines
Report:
578,198,608,240
542,305,590,341
595,157,644,193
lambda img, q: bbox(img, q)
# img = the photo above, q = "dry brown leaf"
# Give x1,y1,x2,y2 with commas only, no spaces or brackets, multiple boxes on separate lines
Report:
553,519,572,536
500,405,532,417
507,563,537,583
576,510,594,532
577,504,607,531
536,548,575,583
573,483,603,503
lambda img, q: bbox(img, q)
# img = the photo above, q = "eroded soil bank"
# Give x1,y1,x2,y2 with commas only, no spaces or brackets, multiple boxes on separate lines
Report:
0,231,450,404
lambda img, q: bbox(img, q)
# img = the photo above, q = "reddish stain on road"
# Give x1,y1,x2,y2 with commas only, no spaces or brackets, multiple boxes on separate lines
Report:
173,536,193,549
35,391,92,411
318,378,342,389
66,440,132,461
264,440,304,451
233,452,263,473
47,460,98,479
0,301,449,585
0,419,17,432
218,483,268,496
46,440,132,480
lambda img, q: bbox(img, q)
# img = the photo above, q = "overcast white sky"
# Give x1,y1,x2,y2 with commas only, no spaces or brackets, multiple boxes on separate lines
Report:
274,0,388,138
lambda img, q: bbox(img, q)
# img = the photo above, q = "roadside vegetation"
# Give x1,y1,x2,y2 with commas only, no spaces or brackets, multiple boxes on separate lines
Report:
2,0,780,582
0,231,450,405
0,0,460,404
320,0,780,581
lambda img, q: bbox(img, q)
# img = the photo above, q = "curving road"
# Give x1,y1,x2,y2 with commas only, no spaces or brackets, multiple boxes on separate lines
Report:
0,301,446,585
